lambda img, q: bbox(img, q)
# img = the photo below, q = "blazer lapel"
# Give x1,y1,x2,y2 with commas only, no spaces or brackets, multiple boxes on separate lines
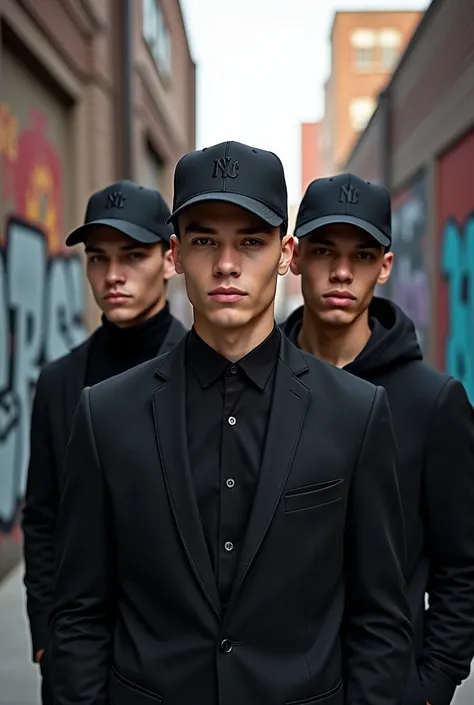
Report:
152,336,221,619
224,334,311,618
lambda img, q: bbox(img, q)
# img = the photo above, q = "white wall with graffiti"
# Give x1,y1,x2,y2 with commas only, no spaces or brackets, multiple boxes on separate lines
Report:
0,218,87,530
0,93,87,558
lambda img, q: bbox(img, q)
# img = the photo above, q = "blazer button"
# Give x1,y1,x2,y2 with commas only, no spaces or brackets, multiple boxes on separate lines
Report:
220,639,233,654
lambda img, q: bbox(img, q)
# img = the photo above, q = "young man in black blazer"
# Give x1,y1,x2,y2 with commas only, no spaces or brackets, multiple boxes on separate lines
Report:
49,144,412,705
282,173,474,705
22,180,186,705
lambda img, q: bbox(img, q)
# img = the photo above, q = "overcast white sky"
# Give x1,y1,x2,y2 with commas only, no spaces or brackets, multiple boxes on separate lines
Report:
180,0,430,204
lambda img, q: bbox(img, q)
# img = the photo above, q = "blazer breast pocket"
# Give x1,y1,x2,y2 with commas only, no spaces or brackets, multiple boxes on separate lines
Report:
284,479,344,514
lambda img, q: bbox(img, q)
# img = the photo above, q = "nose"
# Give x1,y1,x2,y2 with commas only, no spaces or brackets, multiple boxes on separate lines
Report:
105,261,126,286
330,257,353,284
213,245,241,278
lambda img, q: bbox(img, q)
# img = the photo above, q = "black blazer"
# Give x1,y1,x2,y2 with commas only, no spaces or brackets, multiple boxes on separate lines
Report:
22,316,186,657
49,331,412,705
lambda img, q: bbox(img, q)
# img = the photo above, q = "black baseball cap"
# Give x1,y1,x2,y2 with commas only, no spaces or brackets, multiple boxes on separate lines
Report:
295,173,391,248
167,141,288,228
66,180,173,247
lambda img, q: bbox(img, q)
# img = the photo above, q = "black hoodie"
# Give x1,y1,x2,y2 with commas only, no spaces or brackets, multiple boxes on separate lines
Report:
281,297,474,705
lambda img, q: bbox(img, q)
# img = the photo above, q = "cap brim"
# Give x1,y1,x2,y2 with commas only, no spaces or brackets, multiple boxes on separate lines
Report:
295,215,390,247
65,219,171,247
166,192,284,227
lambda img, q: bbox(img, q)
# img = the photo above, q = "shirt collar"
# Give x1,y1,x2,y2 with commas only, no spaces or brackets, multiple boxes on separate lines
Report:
187,325,280,391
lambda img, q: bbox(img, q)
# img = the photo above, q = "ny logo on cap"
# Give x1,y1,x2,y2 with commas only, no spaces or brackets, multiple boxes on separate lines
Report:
212,157,239,179
339,184,359,205
106,191,126,209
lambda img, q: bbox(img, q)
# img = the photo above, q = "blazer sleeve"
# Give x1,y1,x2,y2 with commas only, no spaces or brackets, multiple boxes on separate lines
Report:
420,378,474,705
344,385,413,705
22,366,59,659
49,387,113,705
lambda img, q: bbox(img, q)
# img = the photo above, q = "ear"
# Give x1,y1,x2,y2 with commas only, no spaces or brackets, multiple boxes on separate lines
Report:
290,239,301,276
162,247,176,282
170,234,184,275
377,251,394,286
278,234,295,276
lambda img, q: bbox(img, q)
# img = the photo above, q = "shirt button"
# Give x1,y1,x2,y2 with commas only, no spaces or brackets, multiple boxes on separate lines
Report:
228,416,236,426
224,541,234,552
220,639,233,654
226,478,235,488
230,365,238,374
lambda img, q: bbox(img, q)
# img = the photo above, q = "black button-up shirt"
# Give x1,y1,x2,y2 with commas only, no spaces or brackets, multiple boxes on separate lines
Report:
186,325,280,609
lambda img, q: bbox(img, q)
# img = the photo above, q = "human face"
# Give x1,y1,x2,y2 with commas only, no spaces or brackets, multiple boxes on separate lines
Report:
85,227,175,328
171,202,293,333
291,223,393,327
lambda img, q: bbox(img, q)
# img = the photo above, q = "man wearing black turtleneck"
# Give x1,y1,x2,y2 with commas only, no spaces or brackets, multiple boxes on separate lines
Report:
22,180,186,705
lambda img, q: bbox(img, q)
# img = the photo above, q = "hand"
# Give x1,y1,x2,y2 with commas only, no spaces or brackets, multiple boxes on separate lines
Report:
34,648,44,664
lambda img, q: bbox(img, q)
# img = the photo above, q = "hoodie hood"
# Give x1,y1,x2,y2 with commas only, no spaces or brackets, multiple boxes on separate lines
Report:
281,296,423,377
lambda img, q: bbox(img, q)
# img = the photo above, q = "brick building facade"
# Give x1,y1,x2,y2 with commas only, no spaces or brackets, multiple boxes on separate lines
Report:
300,10,421,192
0,0,195,578
345,0,474,398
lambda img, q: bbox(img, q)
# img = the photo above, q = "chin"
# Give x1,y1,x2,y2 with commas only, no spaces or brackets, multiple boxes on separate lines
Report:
104,307,138,326
204,307,253,330
319,309,356,326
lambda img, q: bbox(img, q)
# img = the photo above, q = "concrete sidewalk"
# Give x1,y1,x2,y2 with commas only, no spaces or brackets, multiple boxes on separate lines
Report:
0,565,40,704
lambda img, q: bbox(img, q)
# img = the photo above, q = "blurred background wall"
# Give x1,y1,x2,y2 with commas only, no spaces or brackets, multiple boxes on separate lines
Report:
0,0,195,579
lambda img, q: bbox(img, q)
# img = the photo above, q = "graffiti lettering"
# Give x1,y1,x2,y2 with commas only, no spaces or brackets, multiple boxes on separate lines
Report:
0,103,87,535
0,218,87,528
441,215,474,402
391,172,430,351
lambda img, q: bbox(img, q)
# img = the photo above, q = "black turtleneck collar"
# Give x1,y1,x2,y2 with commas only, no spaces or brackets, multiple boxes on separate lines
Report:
85,302,172,387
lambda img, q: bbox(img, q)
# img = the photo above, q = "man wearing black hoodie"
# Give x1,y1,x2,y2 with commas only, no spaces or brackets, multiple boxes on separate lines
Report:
281,173,474,705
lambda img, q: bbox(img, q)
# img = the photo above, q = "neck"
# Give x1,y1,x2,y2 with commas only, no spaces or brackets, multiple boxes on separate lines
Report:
298,306,371,368
193,307,275,362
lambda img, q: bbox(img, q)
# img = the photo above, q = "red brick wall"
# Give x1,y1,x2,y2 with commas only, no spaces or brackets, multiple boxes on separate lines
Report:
435,128,474,400
391,0,474,150
18,0,94,77
301,122,321,194
344,106,382,181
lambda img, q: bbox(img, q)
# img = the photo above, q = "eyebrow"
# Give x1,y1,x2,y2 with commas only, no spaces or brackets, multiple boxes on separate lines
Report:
183,221,273,235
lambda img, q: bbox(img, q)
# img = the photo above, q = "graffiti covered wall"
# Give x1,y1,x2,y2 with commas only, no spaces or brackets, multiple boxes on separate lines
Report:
390,170,430,352
436,129,474,402
0,103,87,537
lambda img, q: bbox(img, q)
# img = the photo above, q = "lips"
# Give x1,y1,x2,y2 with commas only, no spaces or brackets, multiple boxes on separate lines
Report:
104,293,130,303
323,291,356,308
208,287,247,303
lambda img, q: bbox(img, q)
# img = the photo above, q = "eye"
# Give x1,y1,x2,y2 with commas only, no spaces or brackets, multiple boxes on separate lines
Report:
127,251,145,261
356,251,375,260
314,247,331,256
191,237,214,246
88,255,105,264
242,238,264,247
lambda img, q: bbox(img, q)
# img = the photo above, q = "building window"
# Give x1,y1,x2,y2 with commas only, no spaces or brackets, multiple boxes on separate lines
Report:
351,29,376,71
142,0,172,79
350,97,376,132
379,28,401,70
